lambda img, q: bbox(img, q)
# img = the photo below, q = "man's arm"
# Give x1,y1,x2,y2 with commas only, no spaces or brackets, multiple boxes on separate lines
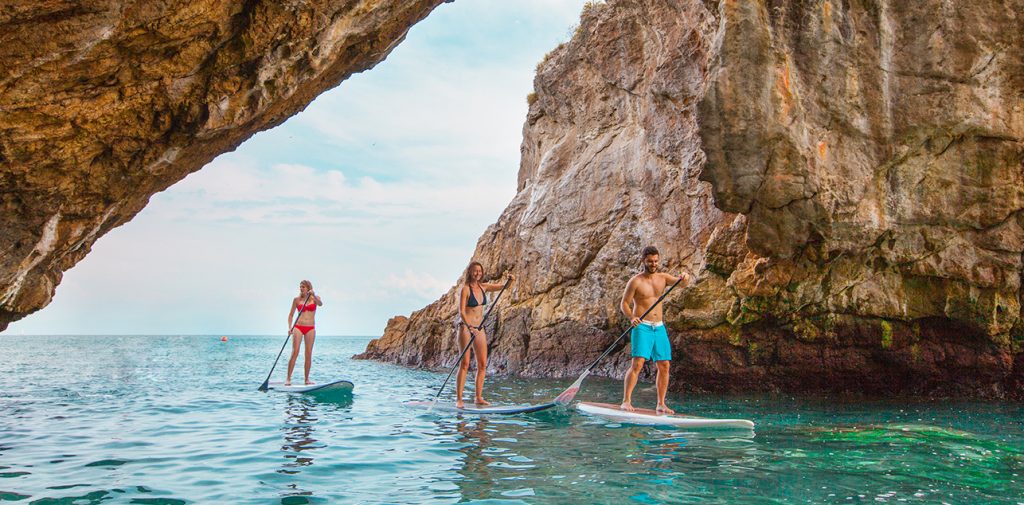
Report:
620,277,640,327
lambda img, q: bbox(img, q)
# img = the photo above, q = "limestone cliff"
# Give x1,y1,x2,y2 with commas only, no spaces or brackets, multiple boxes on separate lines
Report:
0,0,445,329
361,0,1024,398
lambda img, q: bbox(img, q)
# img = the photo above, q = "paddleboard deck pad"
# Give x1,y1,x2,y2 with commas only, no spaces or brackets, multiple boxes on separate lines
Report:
406,400,556,415
577,402,754,429
268,379,354,394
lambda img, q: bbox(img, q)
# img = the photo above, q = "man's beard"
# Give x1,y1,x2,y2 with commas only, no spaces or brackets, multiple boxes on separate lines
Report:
643,264,658,274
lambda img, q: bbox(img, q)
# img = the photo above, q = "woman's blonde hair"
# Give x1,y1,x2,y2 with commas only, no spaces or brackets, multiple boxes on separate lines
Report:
300,280,313,290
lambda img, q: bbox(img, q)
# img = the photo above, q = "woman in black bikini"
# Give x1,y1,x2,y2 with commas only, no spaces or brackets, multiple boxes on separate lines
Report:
456,262,514,408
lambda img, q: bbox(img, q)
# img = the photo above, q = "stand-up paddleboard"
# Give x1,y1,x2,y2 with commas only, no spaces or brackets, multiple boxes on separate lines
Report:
577,402,754,429
267,379,354,394
406,400,556,415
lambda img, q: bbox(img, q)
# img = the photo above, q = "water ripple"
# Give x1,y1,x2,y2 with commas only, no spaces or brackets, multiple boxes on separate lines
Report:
0,336,1021,504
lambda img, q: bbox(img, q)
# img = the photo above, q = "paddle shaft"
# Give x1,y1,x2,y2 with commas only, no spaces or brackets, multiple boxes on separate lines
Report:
431,277,512,403
258,292,313,392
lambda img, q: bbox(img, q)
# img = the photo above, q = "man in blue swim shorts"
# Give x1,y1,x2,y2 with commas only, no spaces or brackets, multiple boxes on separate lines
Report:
619,246,692,413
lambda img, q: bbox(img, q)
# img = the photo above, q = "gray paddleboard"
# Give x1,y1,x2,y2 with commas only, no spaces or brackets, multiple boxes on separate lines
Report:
268,379,354,394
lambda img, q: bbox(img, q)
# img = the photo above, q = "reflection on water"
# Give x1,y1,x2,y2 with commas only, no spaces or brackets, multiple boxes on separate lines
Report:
0,336,1021,504
277,392,355,504
425,409,767,504
280,396,321,473
452,418,497,502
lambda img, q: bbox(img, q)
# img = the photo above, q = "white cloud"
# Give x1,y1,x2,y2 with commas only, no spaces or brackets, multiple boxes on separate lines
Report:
153,156,514,225
383,269,453,301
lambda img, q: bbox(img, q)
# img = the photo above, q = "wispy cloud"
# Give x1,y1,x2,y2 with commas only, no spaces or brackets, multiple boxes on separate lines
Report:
383,270,453,301
151,156,513,225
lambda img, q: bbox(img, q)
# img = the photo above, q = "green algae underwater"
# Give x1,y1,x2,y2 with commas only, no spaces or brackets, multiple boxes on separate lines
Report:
1,335,1021,504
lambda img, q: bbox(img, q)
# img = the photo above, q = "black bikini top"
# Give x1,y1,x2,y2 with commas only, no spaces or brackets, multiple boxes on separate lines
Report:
466,284,488,308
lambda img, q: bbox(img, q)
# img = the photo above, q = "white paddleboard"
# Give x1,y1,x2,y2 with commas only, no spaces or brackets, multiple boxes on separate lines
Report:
577,402,754,429
267,379,354,394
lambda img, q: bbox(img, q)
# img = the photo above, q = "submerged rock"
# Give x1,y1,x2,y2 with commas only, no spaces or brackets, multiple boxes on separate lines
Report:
0,0,446,329
361,0,1024,398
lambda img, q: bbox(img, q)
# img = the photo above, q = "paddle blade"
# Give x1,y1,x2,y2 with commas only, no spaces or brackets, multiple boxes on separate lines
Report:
554,372,588,405
554,386,579,405
258,380,269,392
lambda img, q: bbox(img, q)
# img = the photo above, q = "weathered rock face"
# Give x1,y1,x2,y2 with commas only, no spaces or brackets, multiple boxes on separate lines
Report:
0,0,445,329
361,0,1024,398
364,0,731,383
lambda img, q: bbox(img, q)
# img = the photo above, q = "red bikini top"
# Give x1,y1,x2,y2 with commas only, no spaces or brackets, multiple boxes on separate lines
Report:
296,302,316,312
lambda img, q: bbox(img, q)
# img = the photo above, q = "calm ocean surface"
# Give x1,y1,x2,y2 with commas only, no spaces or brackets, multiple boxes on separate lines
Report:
1,335,1021,504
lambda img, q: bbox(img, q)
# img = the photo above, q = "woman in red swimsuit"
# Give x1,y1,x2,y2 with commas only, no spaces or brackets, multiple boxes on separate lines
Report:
287,280,322,386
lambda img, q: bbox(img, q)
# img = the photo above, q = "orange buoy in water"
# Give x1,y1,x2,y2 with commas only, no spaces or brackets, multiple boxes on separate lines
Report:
221,336,228,342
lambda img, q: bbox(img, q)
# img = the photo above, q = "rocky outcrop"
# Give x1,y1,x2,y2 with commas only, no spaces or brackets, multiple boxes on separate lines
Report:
361,0,1024,398
0,0,446,329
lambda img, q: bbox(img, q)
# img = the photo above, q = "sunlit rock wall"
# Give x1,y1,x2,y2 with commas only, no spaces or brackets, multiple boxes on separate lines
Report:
362,0,1024,398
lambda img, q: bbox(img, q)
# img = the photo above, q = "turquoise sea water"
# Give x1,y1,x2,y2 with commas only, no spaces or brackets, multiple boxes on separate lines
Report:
1,336,1021,504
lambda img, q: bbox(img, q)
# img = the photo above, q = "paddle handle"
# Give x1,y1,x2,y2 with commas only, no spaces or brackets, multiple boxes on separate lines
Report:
258,292,313,392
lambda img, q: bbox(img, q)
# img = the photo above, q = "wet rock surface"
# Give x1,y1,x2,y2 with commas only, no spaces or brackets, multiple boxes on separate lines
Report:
361,0,1024,399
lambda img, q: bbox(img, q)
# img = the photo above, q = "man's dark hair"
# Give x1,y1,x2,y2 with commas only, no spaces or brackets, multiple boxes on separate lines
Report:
641,246,659,258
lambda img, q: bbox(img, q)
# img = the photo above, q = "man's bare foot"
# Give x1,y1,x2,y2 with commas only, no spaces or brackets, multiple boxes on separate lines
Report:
305,380,315,385
456,400,465,409
475,398,491,406
284,380,292,386
620,401,635,412
656,404,675,415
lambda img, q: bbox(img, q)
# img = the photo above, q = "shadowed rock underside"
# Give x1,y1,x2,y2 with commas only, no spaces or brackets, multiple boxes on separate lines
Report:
0,0,446,329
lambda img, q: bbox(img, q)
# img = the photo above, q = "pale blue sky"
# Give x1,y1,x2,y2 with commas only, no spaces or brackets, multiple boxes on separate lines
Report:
9,0,589,336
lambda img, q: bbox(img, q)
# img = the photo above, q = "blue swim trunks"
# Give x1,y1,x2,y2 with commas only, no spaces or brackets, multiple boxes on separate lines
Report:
630,322,672,361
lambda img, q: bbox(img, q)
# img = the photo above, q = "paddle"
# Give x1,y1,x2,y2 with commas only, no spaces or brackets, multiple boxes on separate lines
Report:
427,277,513,411
553,272,689,405
258,292,313,392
